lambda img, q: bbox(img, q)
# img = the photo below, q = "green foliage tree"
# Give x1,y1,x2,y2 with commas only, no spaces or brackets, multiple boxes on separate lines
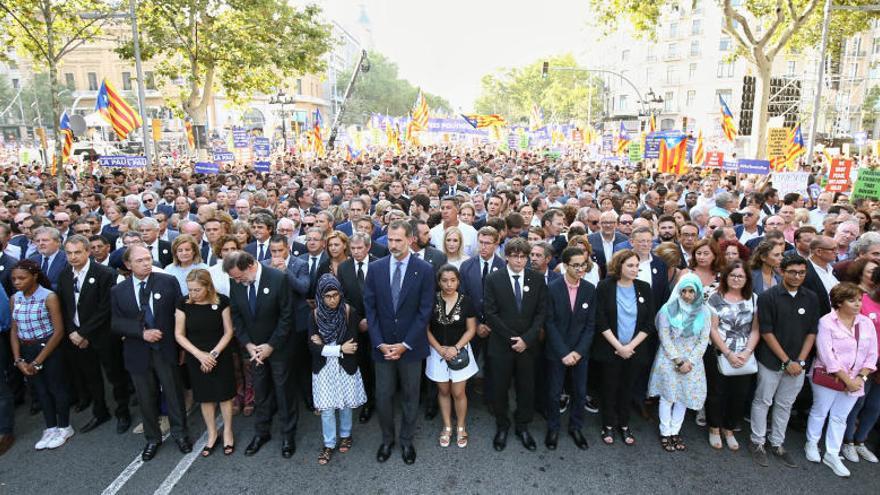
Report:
122,0,333,127
474,54,604,125
335,51,452,125
588,0,875,159
861,85,880,132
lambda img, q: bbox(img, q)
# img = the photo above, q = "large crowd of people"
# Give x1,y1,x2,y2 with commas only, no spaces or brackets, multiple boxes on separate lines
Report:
0,147,878,479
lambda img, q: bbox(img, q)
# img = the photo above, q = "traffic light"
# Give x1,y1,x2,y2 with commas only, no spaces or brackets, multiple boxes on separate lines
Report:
542,62,549,79
739,76,755,136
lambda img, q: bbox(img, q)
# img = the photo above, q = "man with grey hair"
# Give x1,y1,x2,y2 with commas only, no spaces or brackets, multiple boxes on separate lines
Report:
709,191,733,218
138,217,173,267
29,226,68,291
141,191,170,218
833,231,880,281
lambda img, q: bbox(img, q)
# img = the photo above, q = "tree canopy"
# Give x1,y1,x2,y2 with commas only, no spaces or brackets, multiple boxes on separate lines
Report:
335,51,452,126
474,54,604,125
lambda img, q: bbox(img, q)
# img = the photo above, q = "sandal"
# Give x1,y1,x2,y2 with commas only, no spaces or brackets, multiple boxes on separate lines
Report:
456,427,468,448
601,426,614,445
439,426,453,448
223,444,235,456
338,436,352,453
672,435,687,451
201,439,217,457
723,430,739,451
317,446,333,465
708,428,722,450
619,426,635,446
660,435,675,452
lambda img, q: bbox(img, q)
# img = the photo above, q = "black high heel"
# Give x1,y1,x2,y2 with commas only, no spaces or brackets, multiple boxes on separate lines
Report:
201,440,218,457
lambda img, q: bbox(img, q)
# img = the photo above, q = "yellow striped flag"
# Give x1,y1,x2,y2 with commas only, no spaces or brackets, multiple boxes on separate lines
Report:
719,95,737,142
529,103,544,131
184,120,195,150
95,79,142,140
692,130,704,166
615,121,630,155
461,113,506,129
659,133,689,175
411,90,430,131
648,113,656,133
783,123,805,169
59,112,73,165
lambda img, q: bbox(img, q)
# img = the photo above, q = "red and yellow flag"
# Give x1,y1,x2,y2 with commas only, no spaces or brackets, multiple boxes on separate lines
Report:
95,79,142,140
659,133,689,175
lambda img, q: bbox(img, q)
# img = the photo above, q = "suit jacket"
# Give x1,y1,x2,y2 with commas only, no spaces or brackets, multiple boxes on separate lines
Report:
538,269,562,287
369,243,389,259
544,277,597,360
144,204,174,218
592,278,656,364
0,252,16,297
110,272,182,374
262,256,310,332
416,247,447,272
587,231,628,272
751,268,782,295
162,229,180,243
459,255,506,322
363,255,434,362
648,256,671,309
440,184,471,197
229,265,294,353
29,250,69,291
337,255,376,318
245,239,272,262
290,241,308,258
335,220,383,240
109,244,169,270
300,251,329,298
483,267,547,348
803,261,833,317
745,236,794,253
58,261,116,340
307,305,361,375
734,224,764,240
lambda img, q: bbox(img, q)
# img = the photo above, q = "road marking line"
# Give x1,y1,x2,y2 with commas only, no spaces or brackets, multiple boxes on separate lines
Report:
153,417,222,495
101,430,171,495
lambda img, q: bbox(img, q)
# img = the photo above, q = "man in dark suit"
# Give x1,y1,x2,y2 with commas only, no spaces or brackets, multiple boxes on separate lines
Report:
484,238,548,452
409,219,447,271
529,241,562,286
335,199,382,240
225,251,296,458
244,213,274,262
543,247,596,451
439,171,471,197
337,232,377,423
137,217,173,268
299,227,328,300
263,235,313,410
630,226,670,309
802,236,836,317
29,226,69,291
0,246,16,297
59,235,129,434
588,211,628,275
363,220,434,465
111,245,191,461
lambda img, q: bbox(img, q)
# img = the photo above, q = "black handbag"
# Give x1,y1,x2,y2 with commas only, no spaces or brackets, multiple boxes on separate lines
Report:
447,347,470,370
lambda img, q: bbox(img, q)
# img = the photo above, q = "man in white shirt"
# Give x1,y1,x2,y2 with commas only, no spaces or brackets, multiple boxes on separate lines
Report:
809,192,833,230
430,196,478,258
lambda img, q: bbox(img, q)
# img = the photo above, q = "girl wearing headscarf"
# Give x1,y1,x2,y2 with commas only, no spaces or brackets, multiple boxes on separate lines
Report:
308,274,367,465
648,273,712,452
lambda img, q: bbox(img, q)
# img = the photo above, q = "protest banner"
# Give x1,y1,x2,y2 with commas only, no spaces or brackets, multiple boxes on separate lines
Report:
736,158,771,175
771,171,810,197
628,142,642,162
232,127,249,148
194,162,220,174
98,156,147,168
254,161,271,173
766,128,788,160
213,150,234,162
825,158,853,192
852,168,880,199
705,151,724,168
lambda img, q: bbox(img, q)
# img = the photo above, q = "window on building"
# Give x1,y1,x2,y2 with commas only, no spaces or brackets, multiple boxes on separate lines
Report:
690,40,700,56
122,72,132,91
664,91,674,112
64,73,75,90
667,43,678,59
716,89,733,106
621,49,630,62
691,19,702,35
873,37,880,54
693,0,702,14
619,95,628,112
666,66,679,84
717,61,735,78
689,63,698,80
296,79,303,94
88,72,98,91
719,37,731,51
669,22,678,38
852,36,862,55
11,78,19,89
646,45,656,62
852,62,859,78
787,61,797,76
646,67,653,83
686,90,696,107
144,71,156,90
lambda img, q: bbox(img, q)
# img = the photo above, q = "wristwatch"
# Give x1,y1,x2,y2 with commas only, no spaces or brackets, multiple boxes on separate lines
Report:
860,374,869,383
32,362,43,371
782,359,792,369
210,350,220,359
798,360,807,368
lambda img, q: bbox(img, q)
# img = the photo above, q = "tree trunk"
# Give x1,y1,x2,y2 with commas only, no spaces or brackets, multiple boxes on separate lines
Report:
751,55,772,160
49,61,61,190
182,65,213,161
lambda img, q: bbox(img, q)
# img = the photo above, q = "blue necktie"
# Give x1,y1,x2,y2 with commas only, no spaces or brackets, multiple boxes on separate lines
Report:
41,256,49,274
139,281,155,329
513,274,522,312
391,261,402,310
248,282,257,316
258,243,265,261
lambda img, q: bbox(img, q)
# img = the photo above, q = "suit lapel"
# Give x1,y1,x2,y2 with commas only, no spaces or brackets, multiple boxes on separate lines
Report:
256,270,271,315
396,258,419,310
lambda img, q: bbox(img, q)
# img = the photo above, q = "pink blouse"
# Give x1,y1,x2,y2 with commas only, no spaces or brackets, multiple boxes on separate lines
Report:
813,310,878,397
860,294,880,357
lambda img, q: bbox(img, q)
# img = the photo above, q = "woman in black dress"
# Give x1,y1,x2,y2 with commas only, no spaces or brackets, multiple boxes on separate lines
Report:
174,269,235,457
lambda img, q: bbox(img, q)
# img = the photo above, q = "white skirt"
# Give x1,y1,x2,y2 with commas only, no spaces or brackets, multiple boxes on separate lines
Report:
425,344,479,383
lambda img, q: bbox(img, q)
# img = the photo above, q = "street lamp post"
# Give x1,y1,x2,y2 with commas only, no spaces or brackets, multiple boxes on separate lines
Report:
269,90,296,152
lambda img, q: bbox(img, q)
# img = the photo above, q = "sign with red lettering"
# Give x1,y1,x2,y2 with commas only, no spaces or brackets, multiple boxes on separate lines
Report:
825,158,853,192
705,151,724,168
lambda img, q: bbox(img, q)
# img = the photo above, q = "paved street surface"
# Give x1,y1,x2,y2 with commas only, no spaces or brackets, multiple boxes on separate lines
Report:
0,398,878,494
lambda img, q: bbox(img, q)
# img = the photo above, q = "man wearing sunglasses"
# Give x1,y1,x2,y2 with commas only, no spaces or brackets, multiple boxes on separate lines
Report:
735,206,763,245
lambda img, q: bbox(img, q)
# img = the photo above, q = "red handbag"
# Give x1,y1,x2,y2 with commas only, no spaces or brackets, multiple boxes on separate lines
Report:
812,324,860,392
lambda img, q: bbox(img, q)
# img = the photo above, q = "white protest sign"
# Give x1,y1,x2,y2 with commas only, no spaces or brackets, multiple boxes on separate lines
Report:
772,171,810,197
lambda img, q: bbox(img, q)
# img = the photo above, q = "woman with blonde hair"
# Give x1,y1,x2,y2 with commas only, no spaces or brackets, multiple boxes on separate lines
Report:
442,226,468,269
318,231,350,277
175,269,236,456
165,234,208,295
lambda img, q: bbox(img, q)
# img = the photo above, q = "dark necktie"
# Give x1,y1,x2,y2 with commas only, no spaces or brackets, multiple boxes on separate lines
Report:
513,274,522,312
41,256,49,274
248,282,257,316
139,281,155,329
73,274,80,294
357,261,365,287
482,260,489,282
391,261,403,309
310,256,318,279
257,243,265,261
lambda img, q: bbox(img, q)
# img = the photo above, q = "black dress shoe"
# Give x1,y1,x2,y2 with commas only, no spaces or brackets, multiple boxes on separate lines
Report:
73,400,92,413
376,442,394,463
175,437,193,454
516,430,537,451
142,442,161,461
545,430,559,450
80,415,111,433
244,435,271,456
359,405,373,424
493,429,508,451
425,405,438,420
281,439,296,458
402,445,416,465
569,429,589,450
116,415,132,434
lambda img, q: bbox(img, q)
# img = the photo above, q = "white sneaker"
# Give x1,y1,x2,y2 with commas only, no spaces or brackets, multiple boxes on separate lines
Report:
34,428,56,450
805,441,821,463
823,452,851,477
856,444,879,463
45,426,74,449
695,408,706,427
841,443,859,463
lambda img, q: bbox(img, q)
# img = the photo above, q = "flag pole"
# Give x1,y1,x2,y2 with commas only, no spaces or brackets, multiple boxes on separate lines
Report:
129,0,152,166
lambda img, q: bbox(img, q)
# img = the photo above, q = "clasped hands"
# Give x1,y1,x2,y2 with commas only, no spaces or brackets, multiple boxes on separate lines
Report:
379,343,408,360
245,343,274,365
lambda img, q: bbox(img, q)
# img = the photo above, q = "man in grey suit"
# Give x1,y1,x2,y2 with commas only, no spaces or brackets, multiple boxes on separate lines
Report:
409,218,447,271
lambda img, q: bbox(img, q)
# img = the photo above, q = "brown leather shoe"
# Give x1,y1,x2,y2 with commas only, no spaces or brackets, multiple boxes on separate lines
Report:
0,434,15,457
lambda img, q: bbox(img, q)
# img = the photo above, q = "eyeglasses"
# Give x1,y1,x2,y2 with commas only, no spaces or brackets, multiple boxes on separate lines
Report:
507,253,528,260
588,220,599,225
568,263,588,271
619,220,633,225
144,198,155,203
784,270,807,277
303,222,314,227
54,220,68,225
728,274,746,280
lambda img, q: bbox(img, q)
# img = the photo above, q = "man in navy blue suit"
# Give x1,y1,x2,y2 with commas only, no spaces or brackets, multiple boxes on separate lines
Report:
364,220,434,465
543,247,596,451
529,241,561,286
29,227,68,291
588,211,627,276
244,213,274,262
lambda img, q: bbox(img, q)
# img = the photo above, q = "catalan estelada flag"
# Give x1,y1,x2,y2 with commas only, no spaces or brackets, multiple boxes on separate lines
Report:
692,130,704,166
461,113,506,129
659,133,689,175
719,94,737,142
615,121,630,155
59,111,73,164
648,113,657,133
313,109,325,156
529,103,544,131
95,78,142,140
344,144,353,162
783,123,805,169
184,120,195,149
410,90,429,131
